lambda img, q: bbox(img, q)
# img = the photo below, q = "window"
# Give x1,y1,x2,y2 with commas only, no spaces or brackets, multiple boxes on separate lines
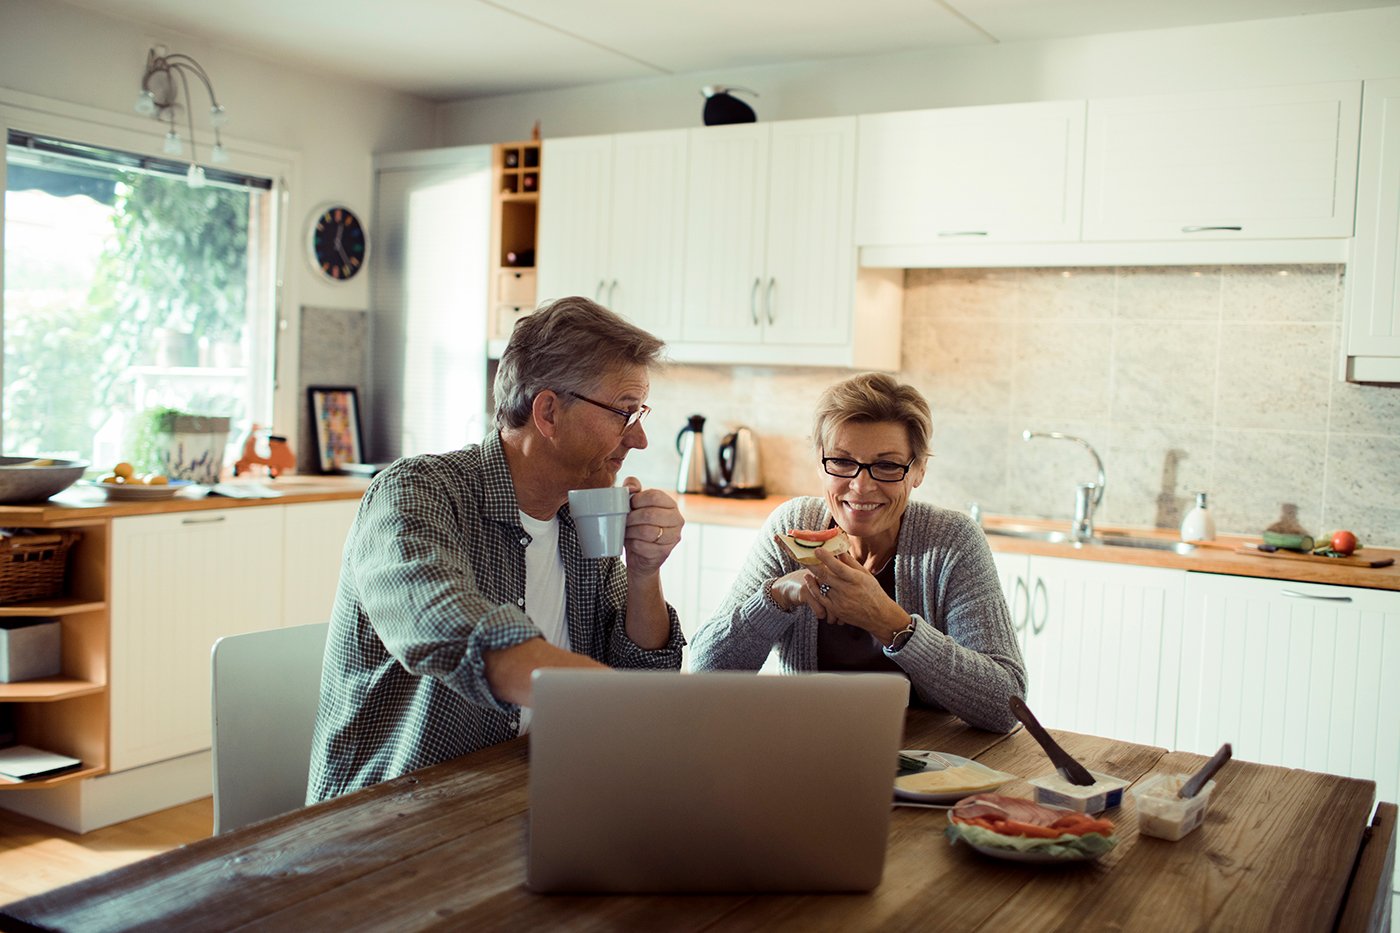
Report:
2,130,278,467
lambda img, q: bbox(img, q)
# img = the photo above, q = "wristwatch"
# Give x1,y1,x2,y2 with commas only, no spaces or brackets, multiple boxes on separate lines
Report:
884,617,916,652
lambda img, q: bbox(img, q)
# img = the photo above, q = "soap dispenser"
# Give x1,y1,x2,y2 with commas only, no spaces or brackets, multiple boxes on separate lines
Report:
1180,492,1217,543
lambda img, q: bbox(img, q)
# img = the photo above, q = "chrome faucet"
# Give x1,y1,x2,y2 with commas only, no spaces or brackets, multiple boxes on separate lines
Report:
1022,430,1106,542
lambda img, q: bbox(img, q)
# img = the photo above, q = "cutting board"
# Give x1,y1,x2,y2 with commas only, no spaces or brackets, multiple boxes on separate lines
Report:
1235,544,1395,569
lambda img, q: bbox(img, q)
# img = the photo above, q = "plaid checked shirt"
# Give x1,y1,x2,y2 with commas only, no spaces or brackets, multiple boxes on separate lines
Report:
307,430,684,802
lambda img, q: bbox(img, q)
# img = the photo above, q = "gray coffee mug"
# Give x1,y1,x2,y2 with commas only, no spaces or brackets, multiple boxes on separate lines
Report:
567,486,632,558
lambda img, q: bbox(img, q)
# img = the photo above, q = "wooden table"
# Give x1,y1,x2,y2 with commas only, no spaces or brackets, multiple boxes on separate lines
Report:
1,710,1394,932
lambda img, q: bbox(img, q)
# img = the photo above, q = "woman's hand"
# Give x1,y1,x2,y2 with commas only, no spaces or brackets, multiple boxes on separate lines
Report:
807,548,912,644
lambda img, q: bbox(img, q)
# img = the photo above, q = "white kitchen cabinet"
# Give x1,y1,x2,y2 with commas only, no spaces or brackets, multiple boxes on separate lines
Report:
536,130,688,340
660,522,762,670
856,100,1086,247
109,507,286,772
1345,77,1400,383
1083,82,1361,242
282,499,359,628
680,118,900,368
1178,572,1400,805
993,551,1183,748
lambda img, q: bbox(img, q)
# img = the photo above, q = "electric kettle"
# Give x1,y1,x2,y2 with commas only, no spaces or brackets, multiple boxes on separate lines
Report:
712,427,766,498
675,414,710,495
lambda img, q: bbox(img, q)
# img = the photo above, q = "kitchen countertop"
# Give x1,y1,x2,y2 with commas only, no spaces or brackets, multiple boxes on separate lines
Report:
675,494,1400,592
0,475,369,525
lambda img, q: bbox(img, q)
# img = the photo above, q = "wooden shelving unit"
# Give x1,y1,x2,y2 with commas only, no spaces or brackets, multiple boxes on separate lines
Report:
0,521,109,790
489,139,541,346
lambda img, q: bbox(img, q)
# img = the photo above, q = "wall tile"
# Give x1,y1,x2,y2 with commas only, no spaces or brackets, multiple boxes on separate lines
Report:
903,318,1012,417
1221,265,1340,322
916,414,1011,515
1322,433,1400,548
1210,429,1327,537
1012,321,1112,421
1111,320,1219,425
1216,322,1332,432
1116,266,1222,320
1019,267,1115,321
904,268,1020,320
1105,424,1216,529
1329,378,1400,436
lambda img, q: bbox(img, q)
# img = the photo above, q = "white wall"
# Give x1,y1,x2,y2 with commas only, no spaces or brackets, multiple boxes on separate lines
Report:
437,7,1400,144
0,0,438,436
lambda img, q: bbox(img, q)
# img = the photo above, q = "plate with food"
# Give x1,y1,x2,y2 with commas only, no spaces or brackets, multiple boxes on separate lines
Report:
944,792,1118,863
894,749,1017,804
84,479,195,501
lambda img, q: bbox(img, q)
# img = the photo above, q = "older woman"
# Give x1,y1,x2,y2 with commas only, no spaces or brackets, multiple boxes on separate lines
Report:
689,373,1025,732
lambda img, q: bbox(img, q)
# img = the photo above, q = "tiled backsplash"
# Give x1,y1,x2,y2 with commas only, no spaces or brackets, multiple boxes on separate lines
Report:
630,265,1400,549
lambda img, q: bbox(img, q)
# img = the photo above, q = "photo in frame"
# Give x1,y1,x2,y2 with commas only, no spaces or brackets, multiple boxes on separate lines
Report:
309,386,364,473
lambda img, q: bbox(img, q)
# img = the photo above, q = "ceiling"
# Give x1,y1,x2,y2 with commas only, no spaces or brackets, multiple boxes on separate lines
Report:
65,0,1400,101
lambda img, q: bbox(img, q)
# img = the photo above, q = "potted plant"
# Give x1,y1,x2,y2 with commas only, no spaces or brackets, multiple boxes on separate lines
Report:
129,406,231,484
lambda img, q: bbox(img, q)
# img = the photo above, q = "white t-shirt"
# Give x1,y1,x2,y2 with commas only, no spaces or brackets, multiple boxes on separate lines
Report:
516,510,569,735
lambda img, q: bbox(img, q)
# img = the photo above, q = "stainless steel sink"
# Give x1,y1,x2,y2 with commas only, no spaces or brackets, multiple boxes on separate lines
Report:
984,525,1196,555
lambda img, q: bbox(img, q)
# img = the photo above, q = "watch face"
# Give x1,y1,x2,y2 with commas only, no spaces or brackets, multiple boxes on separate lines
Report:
311,206,367,281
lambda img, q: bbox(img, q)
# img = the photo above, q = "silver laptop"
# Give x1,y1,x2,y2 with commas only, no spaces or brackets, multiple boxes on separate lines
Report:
526,669,908,893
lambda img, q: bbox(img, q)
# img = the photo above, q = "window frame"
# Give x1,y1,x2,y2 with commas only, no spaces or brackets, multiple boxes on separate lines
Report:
0,86,303,454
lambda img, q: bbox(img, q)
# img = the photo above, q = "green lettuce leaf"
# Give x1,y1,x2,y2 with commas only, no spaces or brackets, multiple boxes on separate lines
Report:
945,822,1117,859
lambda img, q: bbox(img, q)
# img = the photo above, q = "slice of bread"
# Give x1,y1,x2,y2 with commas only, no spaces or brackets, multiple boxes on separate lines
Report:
777,528,852,566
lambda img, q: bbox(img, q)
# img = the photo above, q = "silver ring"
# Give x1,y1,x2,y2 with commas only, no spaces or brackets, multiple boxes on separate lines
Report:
819,583,831,596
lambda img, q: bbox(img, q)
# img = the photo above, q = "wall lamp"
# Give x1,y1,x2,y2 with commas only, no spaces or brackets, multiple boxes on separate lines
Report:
133,47,229,187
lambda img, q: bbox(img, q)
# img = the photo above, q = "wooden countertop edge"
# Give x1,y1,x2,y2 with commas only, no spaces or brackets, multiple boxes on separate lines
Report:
0,478,369,523
673,495,1400,592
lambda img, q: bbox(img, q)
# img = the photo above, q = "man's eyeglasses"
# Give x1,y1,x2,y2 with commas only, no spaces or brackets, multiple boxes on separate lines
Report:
821,456,916,483
568,391,651,434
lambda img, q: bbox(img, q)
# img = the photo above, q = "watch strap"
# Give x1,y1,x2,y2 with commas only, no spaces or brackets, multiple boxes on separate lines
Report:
884,617,916,652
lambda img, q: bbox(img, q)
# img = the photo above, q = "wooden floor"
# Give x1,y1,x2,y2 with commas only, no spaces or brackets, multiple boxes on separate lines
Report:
0,796,212,905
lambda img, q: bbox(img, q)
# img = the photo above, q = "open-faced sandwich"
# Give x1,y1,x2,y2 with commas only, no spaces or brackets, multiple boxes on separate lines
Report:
777,527,851,566
945,792,1117,860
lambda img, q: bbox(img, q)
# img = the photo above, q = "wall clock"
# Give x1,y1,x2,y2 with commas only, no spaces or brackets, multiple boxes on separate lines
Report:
308,204,368,282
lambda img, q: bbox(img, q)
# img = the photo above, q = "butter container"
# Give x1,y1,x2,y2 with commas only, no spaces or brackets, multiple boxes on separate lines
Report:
1027,770,1130,814
1130,773,1215,841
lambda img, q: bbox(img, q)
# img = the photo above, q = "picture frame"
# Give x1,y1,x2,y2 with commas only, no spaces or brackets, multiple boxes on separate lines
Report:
308,386,364,473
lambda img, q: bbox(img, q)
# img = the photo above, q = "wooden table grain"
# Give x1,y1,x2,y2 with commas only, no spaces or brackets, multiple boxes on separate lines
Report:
1,710,1392,932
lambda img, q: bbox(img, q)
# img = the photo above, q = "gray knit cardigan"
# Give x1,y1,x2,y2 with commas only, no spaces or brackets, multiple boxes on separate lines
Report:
689,497,1027,732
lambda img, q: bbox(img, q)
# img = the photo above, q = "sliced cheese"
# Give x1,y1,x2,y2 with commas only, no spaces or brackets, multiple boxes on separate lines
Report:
895,764,1006,795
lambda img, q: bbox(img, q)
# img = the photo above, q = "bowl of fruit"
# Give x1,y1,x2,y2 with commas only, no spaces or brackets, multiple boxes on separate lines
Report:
85,462,194,501
0,456,89,503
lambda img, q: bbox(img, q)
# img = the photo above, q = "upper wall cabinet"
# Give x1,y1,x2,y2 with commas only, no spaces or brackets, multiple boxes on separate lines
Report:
681,118,873,361
536,130,688,340
1345,77,1400,383
1083,82,1361,242
856,100,1086,247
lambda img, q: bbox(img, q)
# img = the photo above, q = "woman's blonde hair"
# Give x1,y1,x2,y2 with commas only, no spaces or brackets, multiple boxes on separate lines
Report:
811,373,932,462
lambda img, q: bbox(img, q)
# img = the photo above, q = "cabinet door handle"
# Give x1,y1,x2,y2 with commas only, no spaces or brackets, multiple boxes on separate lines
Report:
765,277,776,326
1181,225,1243,233
1281,589,1353,602
750,278,761,325
595,280,607,302
1011,576,1029,632
938,230,989,237
1031,577,1048,635
608,280,618,307
181,515,226,525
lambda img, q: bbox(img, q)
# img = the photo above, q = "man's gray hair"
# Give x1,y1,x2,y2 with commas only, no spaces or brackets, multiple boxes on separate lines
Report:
493,296,666,429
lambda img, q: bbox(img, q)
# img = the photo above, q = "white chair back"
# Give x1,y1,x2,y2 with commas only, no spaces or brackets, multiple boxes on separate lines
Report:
211,621,329,834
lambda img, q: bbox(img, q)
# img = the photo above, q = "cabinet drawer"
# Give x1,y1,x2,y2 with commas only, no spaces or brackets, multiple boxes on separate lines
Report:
496,269,535,308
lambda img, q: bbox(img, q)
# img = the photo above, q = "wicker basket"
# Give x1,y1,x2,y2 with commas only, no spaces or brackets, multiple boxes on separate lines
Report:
0,531,78,604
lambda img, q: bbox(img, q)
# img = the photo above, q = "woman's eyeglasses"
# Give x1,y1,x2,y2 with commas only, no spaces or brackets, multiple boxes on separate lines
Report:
821,456,915,483
568,391,651,434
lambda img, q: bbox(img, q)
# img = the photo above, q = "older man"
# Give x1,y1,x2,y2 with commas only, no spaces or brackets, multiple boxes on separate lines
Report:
308,297,685,802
